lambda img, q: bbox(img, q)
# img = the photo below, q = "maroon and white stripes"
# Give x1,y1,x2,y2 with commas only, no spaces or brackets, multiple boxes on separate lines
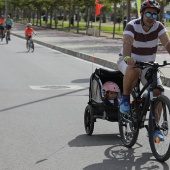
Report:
119,19,166,62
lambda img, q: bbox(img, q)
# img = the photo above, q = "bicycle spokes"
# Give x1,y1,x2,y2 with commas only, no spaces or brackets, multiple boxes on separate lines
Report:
149,96,170,162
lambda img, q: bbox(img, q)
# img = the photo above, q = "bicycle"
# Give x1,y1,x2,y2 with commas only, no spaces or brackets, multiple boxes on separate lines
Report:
27,34,35,52
118,60,170,162
0,26,4,42
0,30,3,41
5,29,10,44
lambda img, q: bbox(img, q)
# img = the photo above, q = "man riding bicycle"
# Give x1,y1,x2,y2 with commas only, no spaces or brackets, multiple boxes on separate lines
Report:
117,0,170,141
5,15,13,40
0,15,5,38
25,23,36,48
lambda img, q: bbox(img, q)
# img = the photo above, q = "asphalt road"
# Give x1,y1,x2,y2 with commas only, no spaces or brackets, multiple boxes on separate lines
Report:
0,35,170,169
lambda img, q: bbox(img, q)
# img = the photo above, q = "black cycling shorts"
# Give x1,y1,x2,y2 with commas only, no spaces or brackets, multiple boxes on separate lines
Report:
0,25,4,30
6,25,11,30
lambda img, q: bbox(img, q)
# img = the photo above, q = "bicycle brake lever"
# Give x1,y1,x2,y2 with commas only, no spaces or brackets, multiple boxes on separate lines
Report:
163,60,167,65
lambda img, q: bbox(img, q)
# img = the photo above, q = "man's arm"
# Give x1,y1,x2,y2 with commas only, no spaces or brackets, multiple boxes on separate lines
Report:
159,32,170,54
123,34,133,57
123,34,136,65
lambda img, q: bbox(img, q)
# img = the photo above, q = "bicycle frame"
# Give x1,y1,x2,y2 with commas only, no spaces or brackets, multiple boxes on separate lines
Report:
119,60,170,161
28,36,32,44
6,29,10,36
132,63,165,130
5,29,10,44
0,30,3,40
27,35,34,52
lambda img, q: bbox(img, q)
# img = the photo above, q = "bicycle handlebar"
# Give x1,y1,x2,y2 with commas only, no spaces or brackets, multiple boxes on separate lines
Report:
135,60,170,69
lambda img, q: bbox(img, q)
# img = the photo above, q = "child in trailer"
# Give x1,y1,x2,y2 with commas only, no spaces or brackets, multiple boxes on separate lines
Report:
103,81,121,106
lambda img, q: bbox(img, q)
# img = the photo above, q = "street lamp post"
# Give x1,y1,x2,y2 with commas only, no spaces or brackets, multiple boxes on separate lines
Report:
126,0,130,22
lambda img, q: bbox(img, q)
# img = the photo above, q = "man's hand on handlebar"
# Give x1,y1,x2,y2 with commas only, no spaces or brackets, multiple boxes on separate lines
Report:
124,57,136,66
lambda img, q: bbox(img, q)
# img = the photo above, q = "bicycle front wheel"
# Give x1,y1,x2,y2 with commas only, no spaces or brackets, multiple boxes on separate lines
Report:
118,91,139,147
1,35,3,41
27,42,30,52
6,34,8,44
149,95,170,162
31,42,34,52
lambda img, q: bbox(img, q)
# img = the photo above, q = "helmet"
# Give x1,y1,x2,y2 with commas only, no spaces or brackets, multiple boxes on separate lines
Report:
26,23,32,27
140,0,160,14
103,81,120,93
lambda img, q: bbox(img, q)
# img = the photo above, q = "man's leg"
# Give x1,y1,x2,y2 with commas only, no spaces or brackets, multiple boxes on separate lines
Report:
118,59,141,114
120,66,141,114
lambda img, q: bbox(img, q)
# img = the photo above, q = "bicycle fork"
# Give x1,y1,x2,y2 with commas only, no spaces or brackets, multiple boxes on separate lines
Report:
148,87,165,131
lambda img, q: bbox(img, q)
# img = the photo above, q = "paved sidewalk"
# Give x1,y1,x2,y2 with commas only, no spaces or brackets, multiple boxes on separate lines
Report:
11,22,170,87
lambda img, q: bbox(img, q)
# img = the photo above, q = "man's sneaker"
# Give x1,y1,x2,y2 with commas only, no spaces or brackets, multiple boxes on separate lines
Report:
154,130,164,142
161,121,168,130
120,101,130,114
146,130,164,142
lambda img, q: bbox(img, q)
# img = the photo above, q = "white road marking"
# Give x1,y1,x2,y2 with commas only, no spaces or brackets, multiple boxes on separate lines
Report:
29,85,84,90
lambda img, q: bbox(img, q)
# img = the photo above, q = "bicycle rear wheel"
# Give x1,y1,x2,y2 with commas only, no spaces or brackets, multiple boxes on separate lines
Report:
0,31,3,41
5,34,8,44
149,95,170,162
1,35,2,41
118,91,139,147
31,41,34,52
27,41,30,52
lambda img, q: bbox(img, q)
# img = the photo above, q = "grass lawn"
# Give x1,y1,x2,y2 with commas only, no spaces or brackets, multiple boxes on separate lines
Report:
21,18,170,36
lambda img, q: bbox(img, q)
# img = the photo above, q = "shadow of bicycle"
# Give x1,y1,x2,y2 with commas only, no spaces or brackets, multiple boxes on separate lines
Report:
83,144,169,170
68,134,169,170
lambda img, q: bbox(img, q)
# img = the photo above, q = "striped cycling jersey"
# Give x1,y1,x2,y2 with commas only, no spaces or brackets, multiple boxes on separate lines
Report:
119,18,166,62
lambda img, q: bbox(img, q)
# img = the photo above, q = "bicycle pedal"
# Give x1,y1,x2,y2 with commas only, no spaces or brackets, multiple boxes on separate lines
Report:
139,122,145,129
139,125,144,129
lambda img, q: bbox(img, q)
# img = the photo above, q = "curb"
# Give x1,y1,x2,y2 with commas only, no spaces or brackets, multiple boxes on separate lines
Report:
12,33,118,71
12,33,170,87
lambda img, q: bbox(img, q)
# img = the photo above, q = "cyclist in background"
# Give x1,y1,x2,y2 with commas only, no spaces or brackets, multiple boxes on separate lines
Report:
5,15,13,40
25,23,36,48
0,15,5,38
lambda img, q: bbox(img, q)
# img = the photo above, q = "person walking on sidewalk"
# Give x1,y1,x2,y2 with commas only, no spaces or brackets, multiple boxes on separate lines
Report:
117,0,170,140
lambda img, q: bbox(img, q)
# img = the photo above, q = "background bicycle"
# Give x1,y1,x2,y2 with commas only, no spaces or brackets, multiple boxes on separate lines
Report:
0,30,3,41
5,29,10,44
0,26,4,42
118,60,170,162
27,33,36,52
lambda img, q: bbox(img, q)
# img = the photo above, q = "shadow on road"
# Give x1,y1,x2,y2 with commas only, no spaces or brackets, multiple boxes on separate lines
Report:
0,87,88,113
68,134,169,170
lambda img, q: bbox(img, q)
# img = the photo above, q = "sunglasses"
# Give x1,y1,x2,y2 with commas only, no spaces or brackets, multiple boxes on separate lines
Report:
145,12,158,19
